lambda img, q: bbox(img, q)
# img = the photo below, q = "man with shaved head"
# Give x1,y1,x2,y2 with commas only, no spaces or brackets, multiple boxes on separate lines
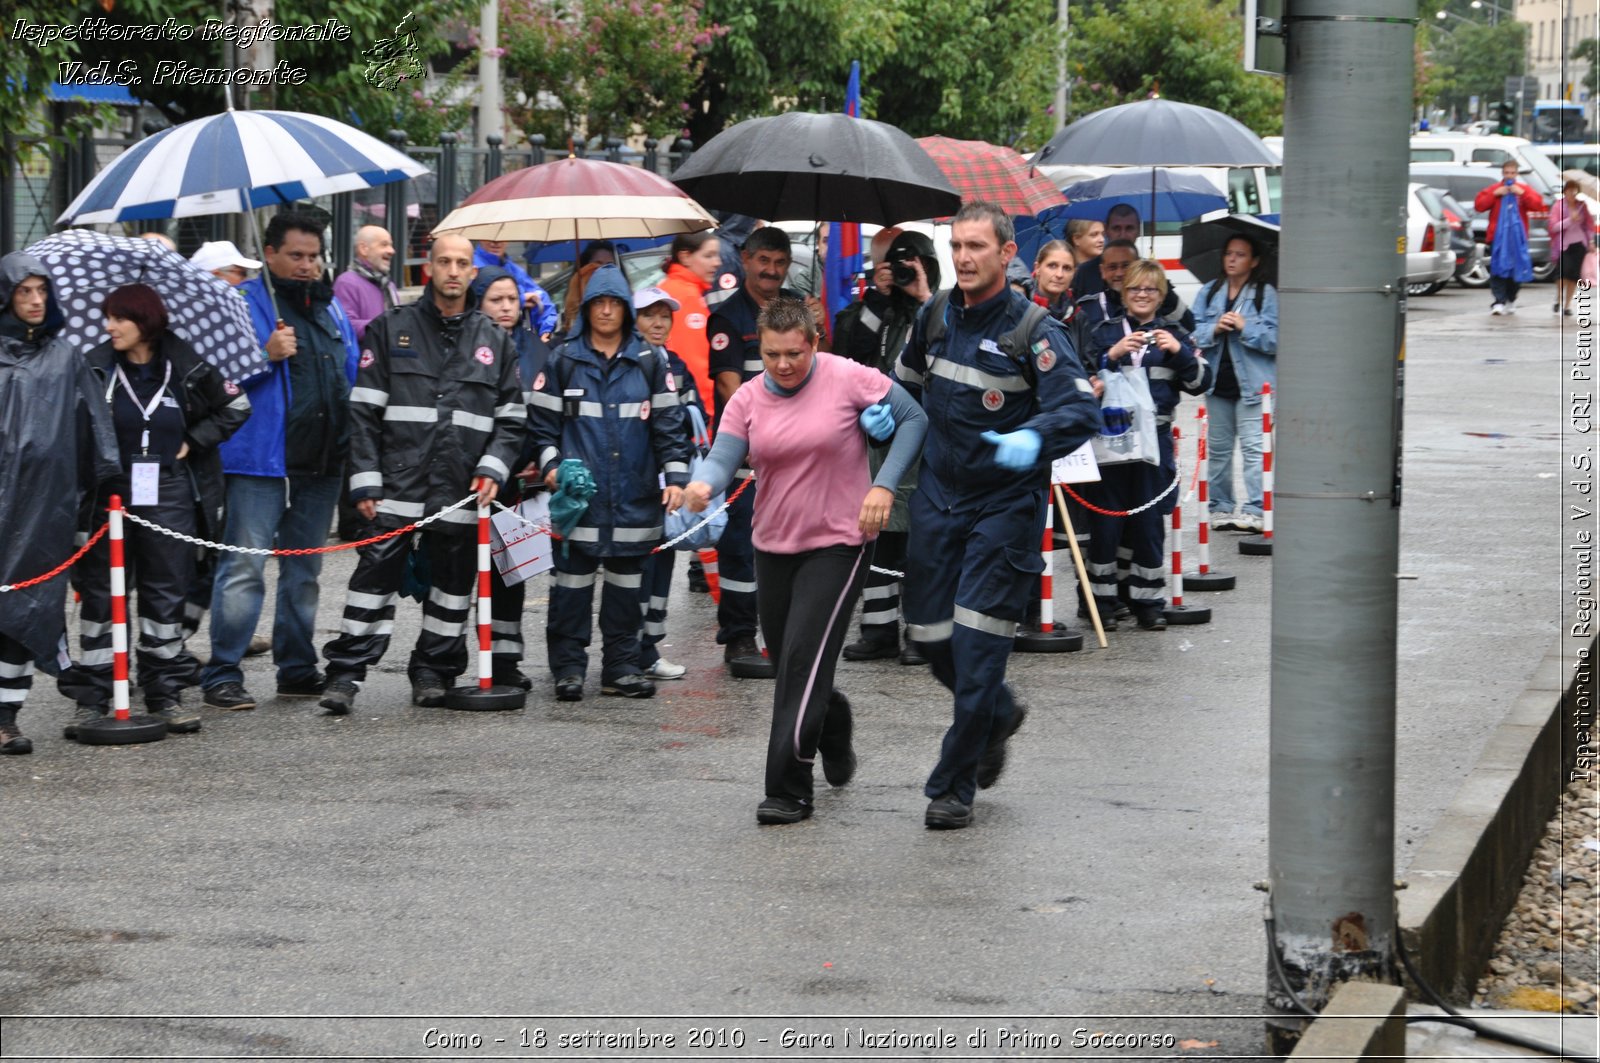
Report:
333,225,402,340
319,234,527,716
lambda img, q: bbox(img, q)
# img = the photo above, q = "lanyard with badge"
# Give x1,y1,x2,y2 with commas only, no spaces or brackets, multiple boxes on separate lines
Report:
106,360,172,506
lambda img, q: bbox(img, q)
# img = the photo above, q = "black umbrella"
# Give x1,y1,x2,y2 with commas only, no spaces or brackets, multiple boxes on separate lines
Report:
670,111,962,224
1035,98,1279,168
1179,211,1280,286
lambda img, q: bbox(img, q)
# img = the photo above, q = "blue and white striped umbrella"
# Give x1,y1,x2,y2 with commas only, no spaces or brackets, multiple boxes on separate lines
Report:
58,109,428,224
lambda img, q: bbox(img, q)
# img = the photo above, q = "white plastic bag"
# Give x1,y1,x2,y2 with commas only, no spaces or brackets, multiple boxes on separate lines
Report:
1091,366,1159,466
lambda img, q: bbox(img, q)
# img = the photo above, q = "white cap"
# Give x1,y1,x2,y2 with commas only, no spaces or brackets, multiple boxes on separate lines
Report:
189,240,262,273
632,286,681,312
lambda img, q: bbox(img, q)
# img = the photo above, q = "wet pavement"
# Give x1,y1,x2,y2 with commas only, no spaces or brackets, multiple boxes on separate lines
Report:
0,284,1580,1060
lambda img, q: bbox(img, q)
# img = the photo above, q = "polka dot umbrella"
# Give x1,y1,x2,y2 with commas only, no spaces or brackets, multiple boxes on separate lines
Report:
24,229,262,383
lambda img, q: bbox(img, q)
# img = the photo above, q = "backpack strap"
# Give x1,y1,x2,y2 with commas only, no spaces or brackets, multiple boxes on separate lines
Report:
921,290,1049,388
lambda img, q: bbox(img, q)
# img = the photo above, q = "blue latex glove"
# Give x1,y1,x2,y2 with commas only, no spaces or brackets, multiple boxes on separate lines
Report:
981,428,1041,471
859,401,895,442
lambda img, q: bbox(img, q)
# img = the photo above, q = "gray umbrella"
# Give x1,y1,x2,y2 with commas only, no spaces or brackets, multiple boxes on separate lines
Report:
671,111,962,225
1035,98,1279,168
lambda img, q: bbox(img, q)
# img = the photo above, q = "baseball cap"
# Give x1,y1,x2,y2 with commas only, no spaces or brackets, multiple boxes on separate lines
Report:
189,240,262,273
632,286,681,312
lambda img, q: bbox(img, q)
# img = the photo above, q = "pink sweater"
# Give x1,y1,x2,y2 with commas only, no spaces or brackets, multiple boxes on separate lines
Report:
716,353,892,553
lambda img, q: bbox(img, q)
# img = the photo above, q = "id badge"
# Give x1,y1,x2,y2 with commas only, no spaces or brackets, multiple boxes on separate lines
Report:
130,458,161,507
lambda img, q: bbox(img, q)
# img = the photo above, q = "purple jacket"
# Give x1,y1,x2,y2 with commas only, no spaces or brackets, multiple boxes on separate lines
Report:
332,264,400,340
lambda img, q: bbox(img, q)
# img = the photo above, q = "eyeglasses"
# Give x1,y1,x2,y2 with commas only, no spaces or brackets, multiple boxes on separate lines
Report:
1124,286,1162,295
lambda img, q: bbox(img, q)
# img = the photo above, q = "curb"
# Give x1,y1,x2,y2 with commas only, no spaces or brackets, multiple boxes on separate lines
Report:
1397,633,1593,1001
1286,634,1592,1062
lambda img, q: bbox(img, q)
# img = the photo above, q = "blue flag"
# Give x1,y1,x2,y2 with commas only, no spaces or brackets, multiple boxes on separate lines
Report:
823,62,863,331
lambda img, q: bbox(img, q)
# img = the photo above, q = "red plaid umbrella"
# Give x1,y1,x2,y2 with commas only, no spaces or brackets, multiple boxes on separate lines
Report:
916,136,1065,217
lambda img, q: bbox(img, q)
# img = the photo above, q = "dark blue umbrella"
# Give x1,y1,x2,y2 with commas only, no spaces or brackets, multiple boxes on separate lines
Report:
1034,98,1279,168
1049,170,1228,224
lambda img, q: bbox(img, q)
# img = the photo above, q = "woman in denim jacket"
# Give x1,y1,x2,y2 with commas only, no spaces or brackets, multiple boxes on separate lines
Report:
1191,235,1278,532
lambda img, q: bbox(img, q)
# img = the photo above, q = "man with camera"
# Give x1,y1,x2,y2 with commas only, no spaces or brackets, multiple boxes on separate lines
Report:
832,230,938,664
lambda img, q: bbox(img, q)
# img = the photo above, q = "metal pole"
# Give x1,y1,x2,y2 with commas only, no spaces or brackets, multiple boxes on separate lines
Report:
1054,0,1069,131
1266,0,1410,1052
477,0,503,149
385,129,409,289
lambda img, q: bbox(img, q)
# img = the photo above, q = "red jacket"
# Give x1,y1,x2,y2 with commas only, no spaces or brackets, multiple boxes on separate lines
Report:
1474,179,1545,243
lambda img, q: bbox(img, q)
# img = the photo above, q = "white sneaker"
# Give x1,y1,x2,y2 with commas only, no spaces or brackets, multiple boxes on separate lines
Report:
1234,512,1264,532
1490,303,1504,315
645,658,688,680
1503,302,1517,315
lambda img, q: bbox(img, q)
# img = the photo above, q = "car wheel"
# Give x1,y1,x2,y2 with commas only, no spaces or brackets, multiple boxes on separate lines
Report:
1457,257,1491,289
1532,258,1557,283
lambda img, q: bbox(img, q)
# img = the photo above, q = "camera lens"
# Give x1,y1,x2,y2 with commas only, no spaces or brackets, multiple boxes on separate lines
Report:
891,260,917,287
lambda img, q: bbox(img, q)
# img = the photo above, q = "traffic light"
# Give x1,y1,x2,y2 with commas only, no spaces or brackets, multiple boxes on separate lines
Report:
1488,100,1515,136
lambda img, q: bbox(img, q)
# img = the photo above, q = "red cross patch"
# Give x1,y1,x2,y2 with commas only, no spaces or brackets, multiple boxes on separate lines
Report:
359,349,375,369
640,400,651,421
1036,348,1056,373
719,273,737,290
533,371,546,391
223,379,241,396
982,388,1005,411
474,346,495,365
665,373,677,392
710,332,730,351
687,312,706,329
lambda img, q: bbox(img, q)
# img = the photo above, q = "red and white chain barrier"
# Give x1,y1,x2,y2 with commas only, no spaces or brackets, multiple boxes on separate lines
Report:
0,523,108,593
122,494,479,554
1061,471,1182,518
109,495,132,721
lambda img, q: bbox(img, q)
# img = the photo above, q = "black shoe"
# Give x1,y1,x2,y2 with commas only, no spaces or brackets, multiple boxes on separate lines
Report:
899,641,927,666
841,637,898,661
275,674,325,700
1079,606,1118,632
554,675,584,702
409,669,450,707
147,699,202,734
924,792,972,829
724,635,775,679
976,696,1028,790
494,669,534,691
0,721,33,755
688,572,710,594
819,690,856,787
62,704,106,741
1135,610,1168,631
756,796,813,825
204,681,258,711
1113,602,1134,622
319,677,358,715
601,673,656,699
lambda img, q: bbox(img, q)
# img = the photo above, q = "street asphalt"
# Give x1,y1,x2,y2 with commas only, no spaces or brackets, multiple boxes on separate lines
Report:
0,283,1577,1060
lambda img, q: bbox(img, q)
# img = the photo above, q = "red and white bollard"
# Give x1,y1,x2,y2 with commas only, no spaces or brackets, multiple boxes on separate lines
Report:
75,495,166,745
1014,497,1083,653
443,503,527,711
1240,383,1275,556
1186,405,1236,591
1163,429,1211,625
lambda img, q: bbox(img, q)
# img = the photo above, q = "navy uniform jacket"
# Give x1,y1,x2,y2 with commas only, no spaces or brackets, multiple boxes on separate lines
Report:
1084,313,1212,427
528,333,691,557
347,298,526,533
894,285,1101,511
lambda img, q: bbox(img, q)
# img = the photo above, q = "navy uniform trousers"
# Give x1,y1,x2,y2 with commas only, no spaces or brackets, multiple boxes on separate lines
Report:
715,478,758,645
904,485,1041,805
547,546,647,683
323,529,477,683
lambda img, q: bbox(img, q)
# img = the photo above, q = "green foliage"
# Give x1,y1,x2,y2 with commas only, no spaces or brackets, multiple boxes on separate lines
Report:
1067,0,1284,136
2,1,117,165
1574,38,1599,96
500,0,720,142
1424,20,1528,119
869,0,1056,147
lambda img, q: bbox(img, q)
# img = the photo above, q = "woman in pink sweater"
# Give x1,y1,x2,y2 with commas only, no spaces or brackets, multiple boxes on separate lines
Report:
1548,178,1596,317
684,297,926,825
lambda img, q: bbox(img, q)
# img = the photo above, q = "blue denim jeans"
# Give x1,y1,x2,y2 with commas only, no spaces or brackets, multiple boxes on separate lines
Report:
202,473,341,689
1207,395,1266,517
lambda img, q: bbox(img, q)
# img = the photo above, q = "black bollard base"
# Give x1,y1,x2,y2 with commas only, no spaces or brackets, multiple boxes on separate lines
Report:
1013,623,1084,653
1184,570,1237,591
442,685,528,711
75,714,168,746
1239,534,1274,556
1163,603,1213,626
